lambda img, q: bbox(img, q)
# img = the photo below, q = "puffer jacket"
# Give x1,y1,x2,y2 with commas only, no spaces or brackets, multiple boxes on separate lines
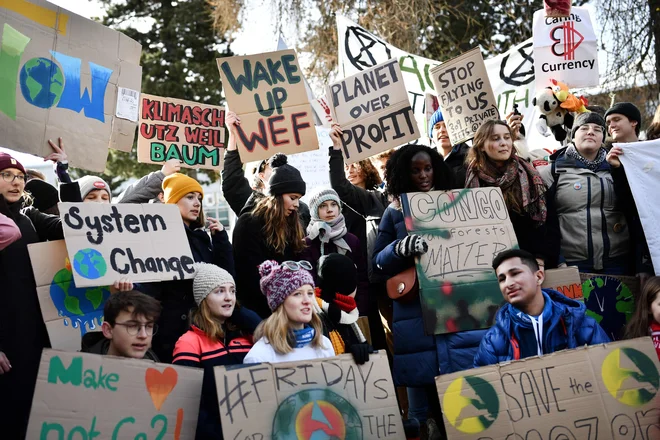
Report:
372,203,487,387
474,289,610,367
538,147,630,273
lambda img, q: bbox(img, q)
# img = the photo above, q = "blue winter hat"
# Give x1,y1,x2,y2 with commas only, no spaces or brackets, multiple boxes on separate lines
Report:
428,109,444,138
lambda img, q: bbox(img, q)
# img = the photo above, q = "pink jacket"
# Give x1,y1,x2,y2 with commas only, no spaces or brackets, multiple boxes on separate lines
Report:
0,213,21,250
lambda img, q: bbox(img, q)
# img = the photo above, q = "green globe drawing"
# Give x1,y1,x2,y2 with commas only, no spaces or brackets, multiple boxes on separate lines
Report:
602,347,659,407
73,249,107,280
19,57,64,108
443,376,499,434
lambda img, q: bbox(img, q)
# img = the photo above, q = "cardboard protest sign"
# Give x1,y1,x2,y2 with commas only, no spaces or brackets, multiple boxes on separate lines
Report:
27,349,203,438
542,267,583,300
0,0,142,172
401,188,518,335
436,338,660,440
580,273,639,341
533,7,599,89
217,49,318,163
429,48,499,145
326,59,420,163
137,94,226,170
28,240,111,352
214,352,405,439
617,139,660,276
59,202,195,287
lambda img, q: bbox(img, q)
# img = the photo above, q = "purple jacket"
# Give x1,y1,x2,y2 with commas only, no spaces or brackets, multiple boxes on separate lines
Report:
301,233,369,315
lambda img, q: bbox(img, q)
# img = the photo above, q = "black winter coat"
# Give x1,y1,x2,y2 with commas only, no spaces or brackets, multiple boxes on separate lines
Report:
444,143,470,188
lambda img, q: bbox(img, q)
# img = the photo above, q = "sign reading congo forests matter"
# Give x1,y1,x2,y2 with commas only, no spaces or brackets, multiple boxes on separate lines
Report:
217,49,319,163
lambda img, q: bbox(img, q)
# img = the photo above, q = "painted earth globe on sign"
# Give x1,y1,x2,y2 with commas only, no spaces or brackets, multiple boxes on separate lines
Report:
19,57,64,108
73,248,107,280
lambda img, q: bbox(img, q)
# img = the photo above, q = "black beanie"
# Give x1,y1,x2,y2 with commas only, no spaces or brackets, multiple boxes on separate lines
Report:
571,112,607,140
25,179,59,212
318,253,357,296
605,102,642,127
267,153,306,196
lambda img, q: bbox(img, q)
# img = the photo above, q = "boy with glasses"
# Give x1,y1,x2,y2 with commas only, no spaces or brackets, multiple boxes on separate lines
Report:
82,291,161,361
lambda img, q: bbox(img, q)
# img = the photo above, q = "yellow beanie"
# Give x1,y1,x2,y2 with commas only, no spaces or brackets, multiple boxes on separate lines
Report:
162,173,204,204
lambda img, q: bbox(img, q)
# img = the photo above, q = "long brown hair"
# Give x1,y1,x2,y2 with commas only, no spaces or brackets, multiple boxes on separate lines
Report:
625,276,660,338
346,159,382,190
191,299,238,341
252,195,305,254
252,305,325,355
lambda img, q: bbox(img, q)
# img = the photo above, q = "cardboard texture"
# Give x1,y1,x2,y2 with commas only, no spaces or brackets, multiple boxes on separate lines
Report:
217,49,319,163
27,349,203,438
59,202,195,287
580,273,639,342
436,338,660,440
137,93,226,170
326,59,420,163
430,48,499,146
532,6,599,89
401,188,518,335
214,352,405,439
542,267,583,300
0,0,142,172
28,240,112,352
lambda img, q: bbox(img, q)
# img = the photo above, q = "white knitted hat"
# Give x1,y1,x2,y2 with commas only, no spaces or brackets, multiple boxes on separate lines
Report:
192,263,235,305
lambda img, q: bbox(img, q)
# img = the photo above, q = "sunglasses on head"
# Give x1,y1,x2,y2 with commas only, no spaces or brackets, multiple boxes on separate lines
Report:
281,260,313,271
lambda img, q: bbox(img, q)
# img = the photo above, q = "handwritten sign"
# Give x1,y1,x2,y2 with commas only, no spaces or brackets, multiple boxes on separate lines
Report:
429,48,498,145
137,94,225,170
436,338,660,440
401,188,518,335
217,49,318,163
0,0,142,172
326,59,419,163
27,350,203,439
59,202,195,287
214,352,405,439
542,267,583,300
580,273,639,341
28,240,111,352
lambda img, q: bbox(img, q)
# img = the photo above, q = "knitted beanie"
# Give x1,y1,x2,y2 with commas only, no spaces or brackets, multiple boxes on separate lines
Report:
605,102,642,127
77,175,111,200
428,109,444,138
192,263,235,306
162,173,204,204
571,112,607,140
0,153,26,174
25,179,59,211
318,253,357,296
267,153,306,196
259,260,314,311
307,188,341,221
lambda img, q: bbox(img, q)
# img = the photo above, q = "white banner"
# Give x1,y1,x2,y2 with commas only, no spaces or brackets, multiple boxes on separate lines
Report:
532,7,599,89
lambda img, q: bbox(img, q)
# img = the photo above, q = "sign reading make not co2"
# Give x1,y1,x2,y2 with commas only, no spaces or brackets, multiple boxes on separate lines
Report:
59,202,195,287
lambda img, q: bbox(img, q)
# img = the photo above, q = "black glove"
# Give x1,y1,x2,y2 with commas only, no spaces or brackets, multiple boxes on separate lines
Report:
350,343,371,365
395,234,428,258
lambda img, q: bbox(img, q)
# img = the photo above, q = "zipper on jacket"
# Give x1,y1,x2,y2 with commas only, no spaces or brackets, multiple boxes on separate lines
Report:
586,177,593,264
599,177,611,263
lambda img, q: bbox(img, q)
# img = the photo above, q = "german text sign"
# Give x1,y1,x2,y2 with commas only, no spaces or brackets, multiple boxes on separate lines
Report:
436,338,660,440
215,352,405,439
59,202,195,287
0,0,142,172
326,59,420,163
217,49,319,162
401,188,518,335
27,349,203,439
137,94,226,170
430,48,499,145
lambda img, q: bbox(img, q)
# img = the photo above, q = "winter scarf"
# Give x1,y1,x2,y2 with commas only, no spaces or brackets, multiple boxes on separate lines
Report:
566,145,608,172
313,287,365,355
306,214,350,256
292,326,315,348
651,321,660,361
466,155,547,225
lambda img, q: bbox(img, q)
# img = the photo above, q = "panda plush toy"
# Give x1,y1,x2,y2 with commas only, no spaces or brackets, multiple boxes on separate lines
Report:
532,87,574,143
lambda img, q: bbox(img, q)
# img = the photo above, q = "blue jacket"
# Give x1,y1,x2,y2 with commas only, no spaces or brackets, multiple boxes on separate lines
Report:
373,204,487,387
474,289,610,367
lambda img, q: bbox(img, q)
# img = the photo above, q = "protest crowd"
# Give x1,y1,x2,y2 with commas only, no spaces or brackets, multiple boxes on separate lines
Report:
1,1,660,440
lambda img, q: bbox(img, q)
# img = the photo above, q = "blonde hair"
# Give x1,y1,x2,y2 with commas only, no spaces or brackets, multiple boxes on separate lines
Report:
191,299,237,341
252,195,305,254
253,306,324,355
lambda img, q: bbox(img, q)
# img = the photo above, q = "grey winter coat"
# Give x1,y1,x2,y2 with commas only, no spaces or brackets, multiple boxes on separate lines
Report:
116,170,166,204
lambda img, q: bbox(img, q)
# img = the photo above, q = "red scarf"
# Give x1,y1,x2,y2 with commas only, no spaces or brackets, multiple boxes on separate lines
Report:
315,288,357,312
651,322,660,362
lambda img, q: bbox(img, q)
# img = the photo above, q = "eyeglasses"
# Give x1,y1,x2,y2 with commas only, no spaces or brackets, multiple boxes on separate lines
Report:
113,322,158,336
0,172,26,183
577,124,604,134
282,260,313,271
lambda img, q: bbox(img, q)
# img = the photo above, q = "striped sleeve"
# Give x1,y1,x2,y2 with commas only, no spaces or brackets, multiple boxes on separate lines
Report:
172,332,202,366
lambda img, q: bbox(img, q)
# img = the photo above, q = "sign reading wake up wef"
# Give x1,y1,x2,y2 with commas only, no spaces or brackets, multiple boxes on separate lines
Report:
0,0,142,172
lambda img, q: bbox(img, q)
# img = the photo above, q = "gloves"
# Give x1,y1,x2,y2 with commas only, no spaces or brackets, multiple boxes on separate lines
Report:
350,343,371,365
395,234,428,258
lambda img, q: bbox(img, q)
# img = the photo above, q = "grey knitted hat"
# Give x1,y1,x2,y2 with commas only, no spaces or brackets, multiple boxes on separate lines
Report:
193,263,235,306
307,188,341,221
571,112,607,140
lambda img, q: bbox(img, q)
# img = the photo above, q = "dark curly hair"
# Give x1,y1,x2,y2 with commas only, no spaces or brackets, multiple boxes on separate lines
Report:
385,144,454,198
358,159,382,190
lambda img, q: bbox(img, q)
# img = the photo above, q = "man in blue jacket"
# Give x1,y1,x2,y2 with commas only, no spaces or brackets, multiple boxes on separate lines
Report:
474,249,610,367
